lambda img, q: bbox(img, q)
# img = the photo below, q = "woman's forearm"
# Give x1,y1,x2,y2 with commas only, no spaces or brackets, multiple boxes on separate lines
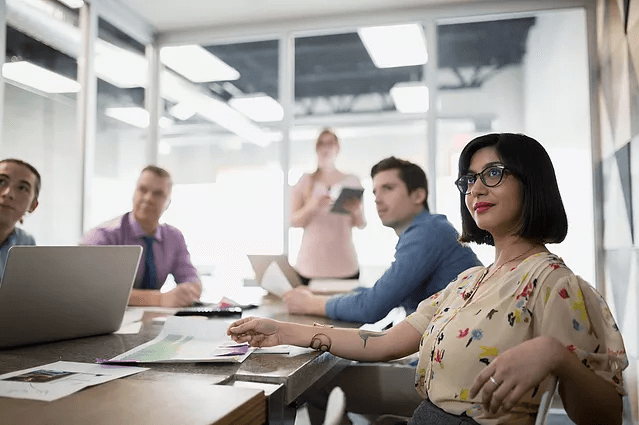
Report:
280,321,419,362
555,346,623,425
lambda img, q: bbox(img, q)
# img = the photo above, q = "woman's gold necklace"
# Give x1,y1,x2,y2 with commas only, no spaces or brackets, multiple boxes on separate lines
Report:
479,244,539,285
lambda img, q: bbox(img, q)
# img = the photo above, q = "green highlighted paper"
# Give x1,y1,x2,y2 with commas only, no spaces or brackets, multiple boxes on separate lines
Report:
103,316,253,364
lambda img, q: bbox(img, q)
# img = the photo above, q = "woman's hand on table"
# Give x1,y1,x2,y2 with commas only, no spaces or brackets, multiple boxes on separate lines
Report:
227,317,283,347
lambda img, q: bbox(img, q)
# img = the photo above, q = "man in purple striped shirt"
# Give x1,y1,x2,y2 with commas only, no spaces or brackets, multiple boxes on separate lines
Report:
82,166,201,307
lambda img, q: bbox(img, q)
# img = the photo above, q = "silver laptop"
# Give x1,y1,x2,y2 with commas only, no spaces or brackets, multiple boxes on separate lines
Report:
247,254,302,288
0,245,142,349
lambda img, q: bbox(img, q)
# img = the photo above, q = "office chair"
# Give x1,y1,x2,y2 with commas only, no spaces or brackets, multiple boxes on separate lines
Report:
535,375,559,425
323,386,347,425
371,374,560,425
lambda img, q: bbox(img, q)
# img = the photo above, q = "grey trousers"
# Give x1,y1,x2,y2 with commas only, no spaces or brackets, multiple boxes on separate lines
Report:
408,399,480,425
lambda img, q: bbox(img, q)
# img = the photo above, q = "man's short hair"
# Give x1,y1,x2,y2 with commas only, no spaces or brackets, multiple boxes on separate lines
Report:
457,133,568,245
370,156,429,211
0,158,41,200
140,165,173,190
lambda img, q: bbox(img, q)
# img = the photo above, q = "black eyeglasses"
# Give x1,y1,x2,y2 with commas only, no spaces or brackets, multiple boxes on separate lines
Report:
455,164,509,194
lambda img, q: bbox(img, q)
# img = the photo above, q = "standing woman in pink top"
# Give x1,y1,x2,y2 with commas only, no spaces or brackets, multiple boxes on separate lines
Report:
290,129,366,285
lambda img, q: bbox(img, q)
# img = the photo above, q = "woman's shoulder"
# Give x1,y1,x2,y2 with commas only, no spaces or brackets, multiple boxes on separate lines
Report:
519,252,571,276
515,252,575,303
292,173,313,189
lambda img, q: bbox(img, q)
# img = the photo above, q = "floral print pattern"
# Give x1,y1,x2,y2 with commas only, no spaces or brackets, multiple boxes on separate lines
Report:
404,252,628,425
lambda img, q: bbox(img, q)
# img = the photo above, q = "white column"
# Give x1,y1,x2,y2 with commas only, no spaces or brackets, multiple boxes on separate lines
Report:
425,18,438,212
77,2,98,234
145,38,162,165
279,32,294,255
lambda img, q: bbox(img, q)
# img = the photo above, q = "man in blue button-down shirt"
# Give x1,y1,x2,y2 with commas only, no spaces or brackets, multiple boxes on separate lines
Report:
284,156,481,323
0,159,40,280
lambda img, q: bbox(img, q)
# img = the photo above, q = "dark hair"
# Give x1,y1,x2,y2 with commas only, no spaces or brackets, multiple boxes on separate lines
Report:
371,156,429,211
141,165,173,189
0,158,41,200
457,133,567,245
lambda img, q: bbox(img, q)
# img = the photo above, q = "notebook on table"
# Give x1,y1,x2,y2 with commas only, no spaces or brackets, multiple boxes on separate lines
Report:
247,254,361,297
247,254,302,297
0,245,142,349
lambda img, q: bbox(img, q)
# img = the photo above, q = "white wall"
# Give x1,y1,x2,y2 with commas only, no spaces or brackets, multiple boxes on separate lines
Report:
2,84,82,245
523,9,594,283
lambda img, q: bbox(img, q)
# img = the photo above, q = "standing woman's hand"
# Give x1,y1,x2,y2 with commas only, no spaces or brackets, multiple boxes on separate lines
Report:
342,198,361,214
343,197,365,228
308,191,332,211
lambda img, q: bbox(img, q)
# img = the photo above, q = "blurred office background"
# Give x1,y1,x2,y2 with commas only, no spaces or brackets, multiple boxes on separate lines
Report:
0,0,637,421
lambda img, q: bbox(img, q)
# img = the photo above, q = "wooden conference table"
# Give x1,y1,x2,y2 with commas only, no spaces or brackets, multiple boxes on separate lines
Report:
0,290,361,425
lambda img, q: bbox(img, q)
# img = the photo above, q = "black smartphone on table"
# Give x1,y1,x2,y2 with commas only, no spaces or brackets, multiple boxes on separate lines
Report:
174,306,243,317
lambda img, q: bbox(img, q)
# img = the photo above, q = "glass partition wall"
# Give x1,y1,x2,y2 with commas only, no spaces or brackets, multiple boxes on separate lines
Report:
0,1,595,291
90,18,149,228
2,2,82,245
433,10,594,283
157,39,283,297
289,30,429,282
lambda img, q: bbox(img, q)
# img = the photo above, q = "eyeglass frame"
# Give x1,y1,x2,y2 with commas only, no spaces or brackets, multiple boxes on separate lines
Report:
454,164,510,194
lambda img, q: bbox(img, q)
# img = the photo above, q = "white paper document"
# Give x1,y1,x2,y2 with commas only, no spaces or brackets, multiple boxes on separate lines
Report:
261,261,294,297
102,316,253,364
115,308,145,334
308,279,360,295
0,361,147,402
253,345,292,354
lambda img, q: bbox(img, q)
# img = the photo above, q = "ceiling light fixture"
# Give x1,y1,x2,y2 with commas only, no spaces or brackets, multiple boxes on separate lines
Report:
161,73,272,147
105,107,172,129
195,96,272,147
390,82,429,113
160,45,240,83
2,61,80,93
229,93,283,122
94,44,148,89
358,24,428,68
169,102,197,121
57,0,84,8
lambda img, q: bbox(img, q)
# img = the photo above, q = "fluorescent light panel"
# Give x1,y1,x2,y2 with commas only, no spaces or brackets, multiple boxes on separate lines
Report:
105,107,172,128
2,61,80,93
57,0,84,8
390,82,429,113
358,24,428,68
94,44,148,89
169,102,197,121
161,45,240,83
229,93,283,122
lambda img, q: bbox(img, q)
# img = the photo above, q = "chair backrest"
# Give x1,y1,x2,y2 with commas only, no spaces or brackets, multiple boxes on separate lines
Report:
535,375,559,425
323,386,347,425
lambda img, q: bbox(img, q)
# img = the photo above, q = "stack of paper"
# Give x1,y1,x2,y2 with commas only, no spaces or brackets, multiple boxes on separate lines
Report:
0,361,147,401
101,316,253,364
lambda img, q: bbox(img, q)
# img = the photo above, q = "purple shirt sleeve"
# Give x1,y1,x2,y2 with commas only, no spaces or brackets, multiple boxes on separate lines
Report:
163,225,200,284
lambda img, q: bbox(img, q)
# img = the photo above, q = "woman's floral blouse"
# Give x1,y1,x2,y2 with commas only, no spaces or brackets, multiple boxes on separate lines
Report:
404,252,627,425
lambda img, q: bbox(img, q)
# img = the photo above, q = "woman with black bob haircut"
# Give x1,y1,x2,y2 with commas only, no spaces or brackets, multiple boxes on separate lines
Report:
458,133,568,246
227,133,627,425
